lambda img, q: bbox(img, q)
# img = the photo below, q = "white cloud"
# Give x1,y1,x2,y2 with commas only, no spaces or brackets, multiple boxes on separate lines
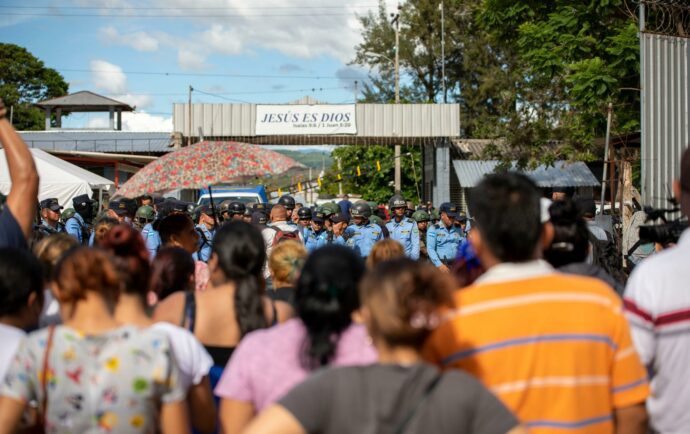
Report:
121,112,173,132
86,112,172,132
94,1,387,70
110,93,154,110
100,26,160,52
178,49,208,71
90,60,127,94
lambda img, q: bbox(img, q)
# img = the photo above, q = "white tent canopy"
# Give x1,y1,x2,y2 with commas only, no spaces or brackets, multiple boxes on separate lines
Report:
0,148,113,208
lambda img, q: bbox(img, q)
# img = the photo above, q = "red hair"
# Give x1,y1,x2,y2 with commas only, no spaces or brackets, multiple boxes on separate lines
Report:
55,247,120,304
100,224,151,297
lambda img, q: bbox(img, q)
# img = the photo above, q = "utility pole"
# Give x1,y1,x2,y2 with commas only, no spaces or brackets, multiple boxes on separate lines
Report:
392,3,401,193
337,157,343,196
440,1,446,103
354,80,359,103
187,85,193,146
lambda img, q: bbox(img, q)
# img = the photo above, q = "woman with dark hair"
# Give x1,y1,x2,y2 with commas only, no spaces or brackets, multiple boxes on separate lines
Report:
150,247,196,302
102,225,215,434
158,213,209,291
544,199,624,294
215,245,376,434
154,221,293,401
244,259,525,434
0,247,190,434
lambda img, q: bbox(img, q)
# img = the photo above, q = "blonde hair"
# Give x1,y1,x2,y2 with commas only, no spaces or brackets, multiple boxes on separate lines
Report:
366,239,405,269
33,233,79,281
269,240,308,284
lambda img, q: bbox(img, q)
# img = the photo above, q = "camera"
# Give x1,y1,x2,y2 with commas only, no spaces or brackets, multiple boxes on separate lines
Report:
638,206,687,247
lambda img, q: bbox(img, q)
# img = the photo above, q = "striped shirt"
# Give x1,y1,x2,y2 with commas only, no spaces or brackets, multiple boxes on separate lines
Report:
423,261,649,433
624,229,690,434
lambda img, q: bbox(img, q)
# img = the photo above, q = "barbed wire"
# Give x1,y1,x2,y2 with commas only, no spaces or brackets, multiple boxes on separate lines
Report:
639,0,690,37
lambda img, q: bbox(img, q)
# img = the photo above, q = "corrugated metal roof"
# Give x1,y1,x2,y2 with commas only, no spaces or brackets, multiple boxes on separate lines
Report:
173,102,461,138
19,131,173,153
36,91,134,110
452,160,600,188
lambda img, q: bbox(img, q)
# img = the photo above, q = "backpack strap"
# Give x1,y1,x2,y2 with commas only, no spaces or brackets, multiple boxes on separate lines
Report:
393,372,442,434
183,291,196,331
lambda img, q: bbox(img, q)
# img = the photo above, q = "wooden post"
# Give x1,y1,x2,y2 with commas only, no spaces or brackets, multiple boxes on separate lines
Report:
109,106,115,130
621,160,634,268
56,108,62,128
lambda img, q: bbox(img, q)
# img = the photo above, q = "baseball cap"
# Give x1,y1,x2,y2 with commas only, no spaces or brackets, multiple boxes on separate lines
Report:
331,213,349,224
108,199,129,216
312,211,326,223
439,202,459,219
252,211,268,225
680,147,690,216
40,198,63,212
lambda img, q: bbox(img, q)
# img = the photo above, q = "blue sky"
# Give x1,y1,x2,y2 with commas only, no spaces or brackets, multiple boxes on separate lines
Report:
1,1,393,131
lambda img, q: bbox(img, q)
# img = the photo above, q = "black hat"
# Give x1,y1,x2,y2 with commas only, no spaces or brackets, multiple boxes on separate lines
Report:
312,211,326,223
331,213,349,224
108,199,129,216
252,211,268,225
297,207,312,220
197,204,213,216
72,194,93,208
252,203,267,211
40,198,63,212
439,202,459,219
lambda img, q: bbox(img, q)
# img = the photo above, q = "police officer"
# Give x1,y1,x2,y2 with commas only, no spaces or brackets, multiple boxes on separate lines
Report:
297,207,312,237
136,205,161,258
226,202,246,222
386,194,420,259
427,202,464,271
329,213,349,246
65,194,94,245
242,207,253,223
319,202,341,237
278,195,296,220
304,211,329,252
194,204,216,263
37,198,64,234
343,201,383,258
61,208,76,226
430,209,441,226
412,210,430,260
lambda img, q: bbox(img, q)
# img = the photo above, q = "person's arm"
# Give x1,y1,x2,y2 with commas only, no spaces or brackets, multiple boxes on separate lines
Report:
220,398,256,434
0,397,25,434
426,227,442,266
0,101,39,240
188,377,216,434
160,400,191,434
241,405,305,434
411,223,420,260
614,404,648,434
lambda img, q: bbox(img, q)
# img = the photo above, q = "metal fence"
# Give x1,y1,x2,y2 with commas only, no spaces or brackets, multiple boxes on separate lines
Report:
640,1,690,208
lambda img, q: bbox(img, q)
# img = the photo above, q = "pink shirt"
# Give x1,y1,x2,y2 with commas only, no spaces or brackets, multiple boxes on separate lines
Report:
214,318,377,411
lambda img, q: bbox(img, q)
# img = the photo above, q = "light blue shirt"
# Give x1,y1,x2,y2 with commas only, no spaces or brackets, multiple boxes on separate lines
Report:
141,223,161,259
65,213,88,245
195,224,215,263
344,221,383,258
386,217,420,260
427,222,464,267
304,227,329,253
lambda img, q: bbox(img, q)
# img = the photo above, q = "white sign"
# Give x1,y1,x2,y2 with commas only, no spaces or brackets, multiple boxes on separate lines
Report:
255,104,357,136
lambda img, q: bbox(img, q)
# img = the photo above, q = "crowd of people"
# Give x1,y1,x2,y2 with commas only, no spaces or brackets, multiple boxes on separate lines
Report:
1,98,690,434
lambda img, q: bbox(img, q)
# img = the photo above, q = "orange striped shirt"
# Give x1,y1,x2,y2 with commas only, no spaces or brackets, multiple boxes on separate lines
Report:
423,263,649,433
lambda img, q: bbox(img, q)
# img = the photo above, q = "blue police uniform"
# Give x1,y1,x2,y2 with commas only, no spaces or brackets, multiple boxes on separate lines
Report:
304,227,329,252
386,217,420,259
427,223,464,267
195,224,215,263
343,221,383,258
39,219,63,234
141,223,161,259
65,213,89,245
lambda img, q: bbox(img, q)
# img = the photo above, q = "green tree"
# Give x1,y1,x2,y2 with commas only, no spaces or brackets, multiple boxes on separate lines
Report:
354,0,640,165
0,43,69,130
321,145,422,204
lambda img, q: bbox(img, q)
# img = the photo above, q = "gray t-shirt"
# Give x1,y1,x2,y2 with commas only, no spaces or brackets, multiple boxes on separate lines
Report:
280,363,518,434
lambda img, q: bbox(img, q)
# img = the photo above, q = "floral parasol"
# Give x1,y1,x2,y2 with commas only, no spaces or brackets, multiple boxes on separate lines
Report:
115,140,304,198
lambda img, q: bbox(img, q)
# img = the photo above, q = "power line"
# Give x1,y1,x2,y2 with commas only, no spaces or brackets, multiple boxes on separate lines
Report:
0,4,378,10
59,68,365,81
121,86,350,96
2,11,357,18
